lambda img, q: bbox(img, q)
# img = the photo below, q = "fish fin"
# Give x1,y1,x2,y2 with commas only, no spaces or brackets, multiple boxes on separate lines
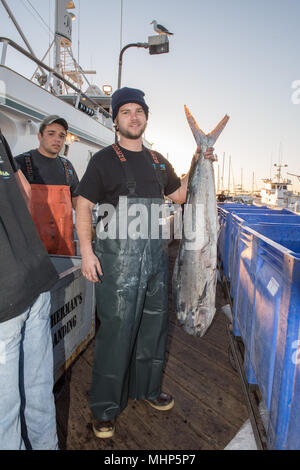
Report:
185,106,229,148
207,114,230,145
184,105,206,145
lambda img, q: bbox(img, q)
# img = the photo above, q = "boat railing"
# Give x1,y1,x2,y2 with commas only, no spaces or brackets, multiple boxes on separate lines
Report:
0,37,113,126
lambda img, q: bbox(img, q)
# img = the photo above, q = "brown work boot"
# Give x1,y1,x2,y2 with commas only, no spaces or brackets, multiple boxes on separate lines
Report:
145,393,174,411
92,418,115,438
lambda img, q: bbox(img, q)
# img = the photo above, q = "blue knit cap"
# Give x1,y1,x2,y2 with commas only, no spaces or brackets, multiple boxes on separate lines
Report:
112,87,149,121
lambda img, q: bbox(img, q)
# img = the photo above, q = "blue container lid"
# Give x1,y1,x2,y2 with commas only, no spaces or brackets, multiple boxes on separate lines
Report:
246,223,300,255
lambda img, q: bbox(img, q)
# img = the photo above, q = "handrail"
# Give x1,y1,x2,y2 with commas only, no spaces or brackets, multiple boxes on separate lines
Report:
0,37,112,119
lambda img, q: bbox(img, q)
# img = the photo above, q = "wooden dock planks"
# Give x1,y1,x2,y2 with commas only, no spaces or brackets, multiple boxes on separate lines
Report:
55,241,248,450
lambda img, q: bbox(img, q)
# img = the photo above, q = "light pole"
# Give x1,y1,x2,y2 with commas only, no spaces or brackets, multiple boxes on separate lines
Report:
118,43,149,89
115,35,170,142
117,35,170,89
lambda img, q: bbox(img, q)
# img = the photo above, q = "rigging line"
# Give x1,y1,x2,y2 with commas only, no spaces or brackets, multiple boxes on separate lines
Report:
20,0,47,33
49,0,51,67
20,0,50,38
24,0,54,36
78,0,80,65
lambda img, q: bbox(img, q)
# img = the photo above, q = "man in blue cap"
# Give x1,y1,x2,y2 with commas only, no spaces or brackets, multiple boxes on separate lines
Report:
76,87,214,438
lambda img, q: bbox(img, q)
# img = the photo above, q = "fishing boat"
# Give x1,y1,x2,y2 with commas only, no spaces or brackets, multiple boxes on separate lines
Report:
259,163,300,211
0,0,115,179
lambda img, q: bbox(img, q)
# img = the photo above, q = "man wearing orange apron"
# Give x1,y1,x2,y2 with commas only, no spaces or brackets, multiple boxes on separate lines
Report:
15,115,79,256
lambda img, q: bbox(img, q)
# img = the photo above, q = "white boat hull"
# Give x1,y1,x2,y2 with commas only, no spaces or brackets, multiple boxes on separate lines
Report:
0,65,115,178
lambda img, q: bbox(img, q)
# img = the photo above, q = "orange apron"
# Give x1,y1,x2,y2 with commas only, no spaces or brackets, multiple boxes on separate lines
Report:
29,184,75,256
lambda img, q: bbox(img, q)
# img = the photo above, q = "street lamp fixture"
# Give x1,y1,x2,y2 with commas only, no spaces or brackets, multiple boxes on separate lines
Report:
118,34,170,89
148,34,169,55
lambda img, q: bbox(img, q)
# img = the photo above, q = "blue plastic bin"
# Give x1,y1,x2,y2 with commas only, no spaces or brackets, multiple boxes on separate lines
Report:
232,224,300,449
219,209,296,280
217,205,272,274
228,213,300,293
217,204,271,273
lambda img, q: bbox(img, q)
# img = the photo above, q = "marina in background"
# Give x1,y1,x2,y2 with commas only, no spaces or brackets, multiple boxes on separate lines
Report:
216,154,300,212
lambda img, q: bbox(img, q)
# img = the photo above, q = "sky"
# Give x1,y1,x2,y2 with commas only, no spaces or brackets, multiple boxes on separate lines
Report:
1,0,300,192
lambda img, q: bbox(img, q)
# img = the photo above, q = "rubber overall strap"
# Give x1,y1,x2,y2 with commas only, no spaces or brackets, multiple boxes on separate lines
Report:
24,152,34,183
60,157,71,185
23,153,71,186
112,144,137,196
146,148,165,198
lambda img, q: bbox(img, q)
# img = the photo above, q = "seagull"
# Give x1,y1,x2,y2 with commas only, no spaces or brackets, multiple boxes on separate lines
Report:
150,20,174,36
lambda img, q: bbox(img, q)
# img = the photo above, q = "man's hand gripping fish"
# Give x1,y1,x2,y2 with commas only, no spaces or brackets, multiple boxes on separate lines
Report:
172,106,229,336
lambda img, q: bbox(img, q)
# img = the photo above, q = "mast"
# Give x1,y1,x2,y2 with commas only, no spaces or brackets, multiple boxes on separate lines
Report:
54,0,75,94
241,168,243,191
221,152,225,191
228,155,231,195
274,163,288,183
230,156,235,191
53,0,96,95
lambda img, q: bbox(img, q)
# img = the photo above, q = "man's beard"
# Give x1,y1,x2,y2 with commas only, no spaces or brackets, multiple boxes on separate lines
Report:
116,121,147,140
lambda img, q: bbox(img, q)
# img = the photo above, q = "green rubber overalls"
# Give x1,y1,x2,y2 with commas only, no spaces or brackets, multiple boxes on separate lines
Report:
89,144,169,421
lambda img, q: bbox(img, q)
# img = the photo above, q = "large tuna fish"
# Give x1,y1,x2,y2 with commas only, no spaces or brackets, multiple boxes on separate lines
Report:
172,106,229,336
